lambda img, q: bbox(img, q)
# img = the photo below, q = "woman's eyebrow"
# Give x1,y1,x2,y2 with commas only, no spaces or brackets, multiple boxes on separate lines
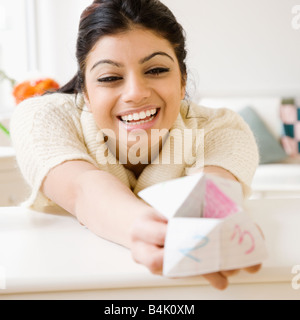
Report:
90,51,174,72
140,51,174,64
90,59,123,72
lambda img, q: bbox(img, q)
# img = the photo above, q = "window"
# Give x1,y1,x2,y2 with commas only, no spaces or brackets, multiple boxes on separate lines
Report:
0,0,90,115
0,0,36,114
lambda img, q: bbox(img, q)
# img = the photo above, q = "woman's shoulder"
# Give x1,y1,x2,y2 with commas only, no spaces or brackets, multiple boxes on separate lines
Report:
11,93,83,126
13,92,82,115
181,100,239,118
180,100,245,128
10,93,85,139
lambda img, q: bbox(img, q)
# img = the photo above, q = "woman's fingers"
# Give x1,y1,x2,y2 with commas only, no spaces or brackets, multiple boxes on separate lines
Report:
130,210,167,274
130,211,168,247
131,241,164,274
220,263,261,279
202,272,229,290
244,264,262,273
204,264,261,290
130,210,263,286
220,269,240,277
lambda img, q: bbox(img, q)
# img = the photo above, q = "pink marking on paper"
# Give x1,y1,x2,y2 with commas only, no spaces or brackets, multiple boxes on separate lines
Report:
203,179,239,218
231,225,255,255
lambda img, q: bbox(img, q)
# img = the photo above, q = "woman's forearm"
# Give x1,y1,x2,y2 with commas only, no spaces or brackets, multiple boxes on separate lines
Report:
42,161,167,273
42,161,155,249
73,169,154,249
202,165,238,181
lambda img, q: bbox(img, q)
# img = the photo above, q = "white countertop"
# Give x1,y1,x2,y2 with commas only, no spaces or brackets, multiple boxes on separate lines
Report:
0,199,300,299
252,164,300,192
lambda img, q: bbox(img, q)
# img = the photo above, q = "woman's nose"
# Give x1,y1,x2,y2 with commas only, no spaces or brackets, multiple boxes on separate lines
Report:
122,74,151,104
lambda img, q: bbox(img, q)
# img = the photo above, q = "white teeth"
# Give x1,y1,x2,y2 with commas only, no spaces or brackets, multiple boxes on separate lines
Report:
125,115,155,126
133,113,140,121
139,111,147,119
120,108,158,122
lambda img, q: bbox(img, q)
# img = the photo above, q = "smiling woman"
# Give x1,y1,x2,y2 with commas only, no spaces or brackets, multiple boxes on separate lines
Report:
10,0,260,290
83,28,185,169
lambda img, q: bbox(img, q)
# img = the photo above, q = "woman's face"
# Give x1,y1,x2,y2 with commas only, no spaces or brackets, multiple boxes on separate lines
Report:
84,27,186,163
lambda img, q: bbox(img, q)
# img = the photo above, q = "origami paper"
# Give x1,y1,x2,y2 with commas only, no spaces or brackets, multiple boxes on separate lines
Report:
138,173,267,277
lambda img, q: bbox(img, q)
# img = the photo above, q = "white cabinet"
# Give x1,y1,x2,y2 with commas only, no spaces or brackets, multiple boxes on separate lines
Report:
0,117,29,206
251,163,300,199
0,147,29,206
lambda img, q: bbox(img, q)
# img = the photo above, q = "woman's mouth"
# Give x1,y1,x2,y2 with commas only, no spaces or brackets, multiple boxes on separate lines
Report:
117,108,160,130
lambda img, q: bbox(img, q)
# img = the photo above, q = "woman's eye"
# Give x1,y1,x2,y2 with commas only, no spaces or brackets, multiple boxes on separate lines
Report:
146,67,170,76
97,76,123,83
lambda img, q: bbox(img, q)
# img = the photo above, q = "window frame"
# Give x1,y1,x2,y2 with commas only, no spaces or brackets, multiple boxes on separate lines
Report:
0,0,37,115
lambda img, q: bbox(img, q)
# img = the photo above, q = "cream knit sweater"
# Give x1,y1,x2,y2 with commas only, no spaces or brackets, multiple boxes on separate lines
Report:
10,93,259,210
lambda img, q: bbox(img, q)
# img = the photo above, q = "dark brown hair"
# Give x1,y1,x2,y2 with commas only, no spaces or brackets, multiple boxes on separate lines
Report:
57,0,187,94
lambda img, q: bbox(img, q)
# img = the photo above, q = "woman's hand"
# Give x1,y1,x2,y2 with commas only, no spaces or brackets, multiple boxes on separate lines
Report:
202,264,262,290
129,208,262,290
130,165,264,290
202,221,264,290
130,209,168,274
196,165,263,289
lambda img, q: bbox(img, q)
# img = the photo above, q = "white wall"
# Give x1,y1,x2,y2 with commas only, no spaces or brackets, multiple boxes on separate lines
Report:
35,0,300,99
162,0,300,98
0,0,28,109
35,0,90,83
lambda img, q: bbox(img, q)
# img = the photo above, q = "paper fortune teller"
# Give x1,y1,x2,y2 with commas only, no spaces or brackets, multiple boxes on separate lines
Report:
138,173,267,277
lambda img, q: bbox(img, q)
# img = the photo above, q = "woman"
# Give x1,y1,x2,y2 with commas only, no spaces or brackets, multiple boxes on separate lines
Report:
11,0,260,290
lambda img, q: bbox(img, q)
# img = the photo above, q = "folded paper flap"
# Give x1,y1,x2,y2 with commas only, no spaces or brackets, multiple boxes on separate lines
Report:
163,217,222,276
138,173,267,277
221,213,267,267
204,178,242,218
138,173,205,220
205,174,244,207
138,173,244,220
163,212,267,277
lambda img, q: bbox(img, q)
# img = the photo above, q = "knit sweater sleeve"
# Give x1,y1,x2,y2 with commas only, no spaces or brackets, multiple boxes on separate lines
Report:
10,93,98,208
195,106,259,197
